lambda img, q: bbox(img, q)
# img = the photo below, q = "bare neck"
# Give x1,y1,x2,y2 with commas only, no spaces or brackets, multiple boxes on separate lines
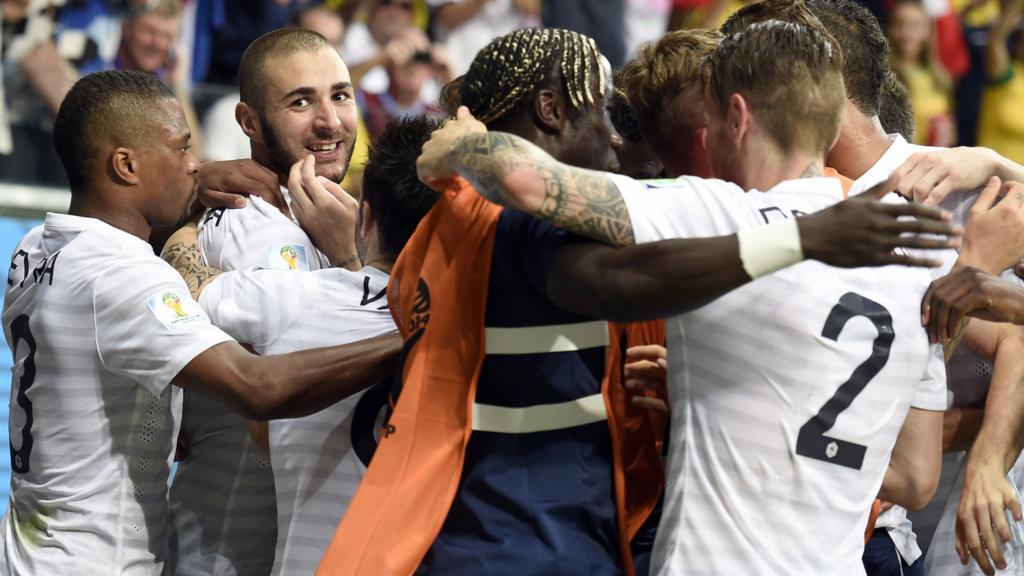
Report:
735,139,824,191
68,190,151,241
825,102,892,180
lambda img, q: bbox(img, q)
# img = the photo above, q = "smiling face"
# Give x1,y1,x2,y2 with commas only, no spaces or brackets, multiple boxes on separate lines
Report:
121,11,180,73
253,46,358,183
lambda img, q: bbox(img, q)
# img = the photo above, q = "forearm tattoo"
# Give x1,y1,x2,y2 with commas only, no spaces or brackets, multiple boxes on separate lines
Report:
450,132,636,247
161,237,223,300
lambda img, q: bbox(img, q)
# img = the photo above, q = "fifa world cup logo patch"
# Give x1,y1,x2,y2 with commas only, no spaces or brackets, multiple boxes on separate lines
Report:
280,245,299,270
147,289,209,331
266,244,310,271
162,292,188,317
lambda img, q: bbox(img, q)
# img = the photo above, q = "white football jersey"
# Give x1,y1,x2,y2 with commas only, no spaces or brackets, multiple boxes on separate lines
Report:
852,134,1015,562
199,265,396,576
613,174,945,576
0,213,231,575
169,192,330,575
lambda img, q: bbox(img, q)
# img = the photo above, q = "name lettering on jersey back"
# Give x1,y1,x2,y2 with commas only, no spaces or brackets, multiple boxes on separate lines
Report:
203,208,226,228
758,207,807,224
361,276,387,310
8,250,59,289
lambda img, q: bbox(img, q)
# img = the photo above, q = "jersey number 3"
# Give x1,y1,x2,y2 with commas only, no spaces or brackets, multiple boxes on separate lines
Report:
796,292,893,470
9,315,36,474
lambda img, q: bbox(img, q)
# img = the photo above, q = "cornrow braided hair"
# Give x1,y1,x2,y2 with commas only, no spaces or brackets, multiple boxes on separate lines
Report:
460,27,606,125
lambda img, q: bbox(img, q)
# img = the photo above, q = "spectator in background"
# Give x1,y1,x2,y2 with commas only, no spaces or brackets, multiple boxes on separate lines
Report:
296,2,345,48
977,0,1024,163
887,0,956,147
341,0,434,95
356,27,448,139
114,0,182,80
427,0,539,76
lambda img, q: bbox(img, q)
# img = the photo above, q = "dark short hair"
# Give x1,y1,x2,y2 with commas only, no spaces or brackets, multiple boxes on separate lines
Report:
52,70,175,190
609,86,642,144
238,27,331,109
879,71,915,141
721,0,824,35
361,116,443,259
805,0,888,116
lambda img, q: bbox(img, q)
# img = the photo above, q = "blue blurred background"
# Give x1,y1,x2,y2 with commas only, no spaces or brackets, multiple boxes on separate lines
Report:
0,217,45,513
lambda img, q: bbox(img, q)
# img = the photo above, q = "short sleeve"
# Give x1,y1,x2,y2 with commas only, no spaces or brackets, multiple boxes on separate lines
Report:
198,268,304,351
611,174,753,244
94,257,233,397
913,343,949,411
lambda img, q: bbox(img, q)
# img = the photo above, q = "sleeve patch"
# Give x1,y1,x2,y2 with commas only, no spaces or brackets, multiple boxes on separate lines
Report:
147,289,211,331
265,244,310,271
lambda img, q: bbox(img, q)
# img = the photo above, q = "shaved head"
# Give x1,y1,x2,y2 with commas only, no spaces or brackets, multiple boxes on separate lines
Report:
238,27,332,111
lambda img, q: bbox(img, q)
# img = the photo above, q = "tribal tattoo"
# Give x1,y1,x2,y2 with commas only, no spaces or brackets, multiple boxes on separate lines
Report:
449,132,636,247
161,228,223,300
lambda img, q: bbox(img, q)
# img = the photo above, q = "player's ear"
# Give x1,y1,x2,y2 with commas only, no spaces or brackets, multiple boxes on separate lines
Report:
534,89,566,134
110,147,140,185
728,93,749,145
359,200,375,242
236,101,263,144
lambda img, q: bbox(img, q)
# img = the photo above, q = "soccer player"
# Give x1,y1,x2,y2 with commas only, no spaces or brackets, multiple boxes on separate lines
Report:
714,3,1024,571
167,27,361,576
161,116,440,576
322,26,960,576
416,21,953,575
0,70,398,575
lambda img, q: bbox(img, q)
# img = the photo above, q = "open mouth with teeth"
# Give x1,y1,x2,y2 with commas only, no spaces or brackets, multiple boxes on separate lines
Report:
306,141,342,159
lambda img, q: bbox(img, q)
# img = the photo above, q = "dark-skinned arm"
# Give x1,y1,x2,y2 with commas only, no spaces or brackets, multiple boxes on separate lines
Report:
174,333,401,421
418,112,962,258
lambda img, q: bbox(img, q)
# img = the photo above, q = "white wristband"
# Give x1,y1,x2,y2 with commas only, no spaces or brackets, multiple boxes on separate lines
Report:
737,218,804,280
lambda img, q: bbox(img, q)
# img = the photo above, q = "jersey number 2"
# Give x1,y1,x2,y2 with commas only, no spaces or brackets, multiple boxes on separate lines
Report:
8,315,36,474
795,292,893,470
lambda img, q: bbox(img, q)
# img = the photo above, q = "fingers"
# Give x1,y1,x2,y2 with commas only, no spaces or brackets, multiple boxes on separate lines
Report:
859,172,900,201
961,504,996,575
239,159,282,206
876,253,942,269
287,156,312,218
630,395,669,414
878,201,954,225
993,494,1013,544
978,502,1005,572
625,344,667,363
456,105,471,120
973,176,1003,215
200,188,248,209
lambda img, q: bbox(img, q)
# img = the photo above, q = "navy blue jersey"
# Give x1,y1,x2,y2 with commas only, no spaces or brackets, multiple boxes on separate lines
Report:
419,211,621,575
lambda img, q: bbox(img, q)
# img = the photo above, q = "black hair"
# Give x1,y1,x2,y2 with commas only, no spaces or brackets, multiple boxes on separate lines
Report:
805,0,889,116
52,70,174,190
361,115,443,259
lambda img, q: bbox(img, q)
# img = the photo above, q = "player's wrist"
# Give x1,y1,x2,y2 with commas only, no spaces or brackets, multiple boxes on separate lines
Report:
736,218,804,280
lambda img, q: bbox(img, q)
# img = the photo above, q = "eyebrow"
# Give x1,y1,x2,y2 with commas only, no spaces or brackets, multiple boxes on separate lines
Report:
280,82,354,103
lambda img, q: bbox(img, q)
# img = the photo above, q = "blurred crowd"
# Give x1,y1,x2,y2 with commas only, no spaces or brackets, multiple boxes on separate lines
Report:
1,0,1022,194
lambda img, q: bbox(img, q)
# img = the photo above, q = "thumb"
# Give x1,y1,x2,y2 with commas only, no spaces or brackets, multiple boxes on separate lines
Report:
457,105,472,121
974,176,1002,212
856,172,898,201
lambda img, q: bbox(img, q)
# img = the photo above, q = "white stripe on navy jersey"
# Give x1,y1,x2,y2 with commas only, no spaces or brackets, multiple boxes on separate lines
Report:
170,191,331,576
0,213,231,575
613,174,942,576
200,265,396,576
